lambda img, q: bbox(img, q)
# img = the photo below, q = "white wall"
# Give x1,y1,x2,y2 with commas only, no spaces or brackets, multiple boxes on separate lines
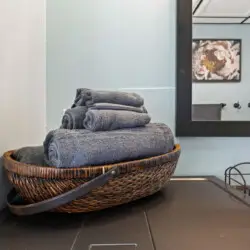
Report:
193,25,250,121
46,0,176,130
46,0,250,183
0,0,46,209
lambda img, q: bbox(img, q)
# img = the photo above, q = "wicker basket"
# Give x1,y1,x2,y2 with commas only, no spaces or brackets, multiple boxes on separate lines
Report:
3,144,180,214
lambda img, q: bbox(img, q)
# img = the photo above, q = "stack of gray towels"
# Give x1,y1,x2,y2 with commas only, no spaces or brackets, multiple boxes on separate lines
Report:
13,89,175,168
61,88,150,131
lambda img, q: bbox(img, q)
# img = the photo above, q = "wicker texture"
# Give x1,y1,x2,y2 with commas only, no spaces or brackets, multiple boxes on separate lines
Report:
3,144,180,213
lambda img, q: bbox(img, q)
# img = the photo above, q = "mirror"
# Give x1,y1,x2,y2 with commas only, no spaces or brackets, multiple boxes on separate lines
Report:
192,0,250,121
176,0,250,136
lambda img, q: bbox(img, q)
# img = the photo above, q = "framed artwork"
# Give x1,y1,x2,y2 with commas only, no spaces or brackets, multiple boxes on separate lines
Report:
192,39,241,82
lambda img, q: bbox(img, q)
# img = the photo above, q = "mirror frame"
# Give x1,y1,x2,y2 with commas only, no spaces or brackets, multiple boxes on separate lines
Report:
176,0,250,137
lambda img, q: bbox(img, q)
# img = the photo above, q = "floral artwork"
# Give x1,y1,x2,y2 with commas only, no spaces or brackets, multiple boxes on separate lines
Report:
192,39,241,82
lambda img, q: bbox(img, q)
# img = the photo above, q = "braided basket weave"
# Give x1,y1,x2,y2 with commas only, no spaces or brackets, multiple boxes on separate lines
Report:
3,144,180,213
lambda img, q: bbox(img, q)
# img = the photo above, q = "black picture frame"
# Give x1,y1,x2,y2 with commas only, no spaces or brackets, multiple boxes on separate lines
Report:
192,39,242,83
176,0,250,137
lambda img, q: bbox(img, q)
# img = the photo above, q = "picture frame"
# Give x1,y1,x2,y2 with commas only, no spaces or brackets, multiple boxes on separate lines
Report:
192,39,241,83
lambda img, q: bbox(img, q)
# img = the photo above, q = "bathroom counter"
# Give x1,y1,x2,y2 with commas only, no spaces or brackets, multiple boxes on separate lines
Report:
1,177,250,250
145,177,250,250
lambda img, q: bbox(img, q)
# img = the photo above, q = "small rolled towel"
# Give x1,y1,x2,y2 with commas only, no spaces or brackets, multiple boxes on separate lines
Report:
72,88,144,108
44,123,175,168
83,110,151,131
61,106,88,129
13,146,47,166
89,103,147,113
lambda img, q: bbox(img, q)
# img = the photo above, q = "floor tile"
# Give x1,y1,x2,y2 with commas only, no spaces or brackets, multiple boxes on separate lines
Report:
0,212,83,250
145,181,250,250
72,204,154,250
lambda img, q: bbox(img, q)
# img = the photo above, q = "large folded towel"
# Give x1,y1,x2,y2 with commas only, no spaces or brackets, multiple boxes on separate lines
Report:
44,123,175,168
89,103,147,113
61,106,88,129
83,110,151,131
72,88,144,108
13,146,47,166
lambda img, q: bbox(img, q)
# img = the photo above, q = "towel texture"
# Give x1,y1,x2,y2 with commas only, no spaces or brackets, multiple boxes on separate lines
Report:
44,123,174,168
61,106,88,129
13,146,47,166
72,88,144,108
83,110,151,131
89,103,147,113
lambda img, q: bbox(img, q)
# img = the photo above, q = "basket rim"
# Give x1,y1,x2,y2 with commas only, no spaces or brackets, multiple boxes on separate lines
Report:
3,144,180,179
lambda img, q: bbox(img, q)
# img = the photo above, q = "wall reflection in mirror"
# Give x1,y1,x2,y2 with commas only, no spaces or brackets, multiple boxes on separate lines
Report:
192,0,250,121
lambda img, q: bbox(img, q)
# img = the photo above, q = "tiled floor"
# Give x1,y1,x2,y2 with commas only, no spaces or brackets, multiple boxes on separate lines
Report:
0,212,83,250
0,196,155,250
2,179,250,250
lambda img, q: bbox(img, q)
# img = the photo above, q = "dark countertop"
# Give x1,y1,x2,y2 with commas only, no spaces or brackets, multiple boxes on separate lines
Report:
1,177,250,250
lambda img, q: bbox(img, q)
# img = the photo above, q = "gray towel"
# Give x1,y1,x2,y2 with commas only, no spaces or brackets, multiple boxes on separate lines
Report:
43,123,175,168
13,146,47,166
83,110,151,131
89,103,147,113
61,106,88,129
72,88,144,108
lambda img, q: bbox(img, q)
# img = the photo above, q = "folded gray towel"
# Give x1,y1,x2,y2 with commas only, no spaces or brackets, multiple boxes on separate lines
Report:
83,110,151,131
61,106,88,129
13,146,47,166
72,88,144,108
44,123,175,168
89,103,147,113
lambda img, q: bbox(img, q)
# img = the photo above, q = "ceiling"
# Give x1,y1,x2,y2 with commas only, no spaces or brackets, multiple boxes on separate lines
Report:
193,0,250,24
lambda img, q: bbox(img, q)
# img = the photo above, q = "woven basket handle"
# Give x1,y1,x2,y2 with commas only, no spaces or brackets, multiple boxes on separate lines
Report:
7,166,119,216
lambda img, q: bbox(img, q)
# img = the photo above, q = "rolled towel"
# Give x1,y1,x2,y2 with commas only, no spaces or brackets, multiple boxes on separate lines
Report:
61,106,88,129
44,123,175,168
89,103,147,113
83,110,151,131
72,88,144,108
13,146,47,166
